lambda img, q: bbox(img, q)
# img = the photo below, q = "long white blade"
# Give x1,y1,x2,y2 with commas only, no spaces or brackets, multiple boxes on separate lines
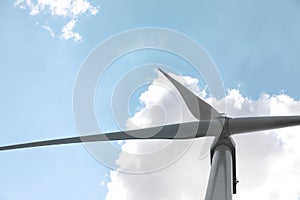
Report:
0,120,221,152
228,116,300,134
158,69,220,120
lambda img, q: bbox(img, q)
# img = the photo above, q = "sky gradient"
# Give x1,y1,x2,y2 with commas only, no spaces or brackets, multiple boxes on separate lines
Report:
1,0,300,199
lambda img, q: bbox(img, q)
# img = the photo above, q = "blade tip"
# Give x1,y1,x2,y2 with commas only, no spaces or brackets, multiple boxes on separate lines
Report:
157,68,167,75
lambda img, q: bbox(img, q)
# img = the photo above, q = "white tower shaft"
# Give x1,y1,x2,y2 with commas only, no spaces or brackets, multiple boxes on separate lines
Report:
205,145,233,200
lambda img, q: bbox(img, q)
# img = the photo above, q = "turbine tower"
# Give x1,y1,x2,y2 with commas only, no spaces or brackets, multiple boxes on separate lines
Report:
1,69,300,200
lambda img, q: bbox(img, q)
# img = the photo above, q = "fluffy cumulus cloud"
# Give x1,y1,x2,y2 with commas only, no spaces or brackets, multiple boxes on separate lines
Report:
105,71,300,200
14,0,99,41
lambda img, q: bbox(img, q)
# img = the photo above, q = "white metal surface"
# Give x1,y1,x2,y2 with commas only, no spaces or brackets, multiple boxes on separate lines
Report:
205,145,232,200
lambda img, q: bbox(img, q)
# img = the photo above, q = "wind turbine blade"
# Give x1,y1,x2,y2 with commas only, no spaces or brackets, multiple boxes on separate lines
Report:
0,121,217,152
158,69,220,120
228,116,300,134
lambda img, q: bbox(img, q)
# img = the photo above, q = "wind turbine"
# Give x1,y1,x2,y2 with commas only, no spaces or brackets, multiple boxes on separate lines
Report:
1,69,300,200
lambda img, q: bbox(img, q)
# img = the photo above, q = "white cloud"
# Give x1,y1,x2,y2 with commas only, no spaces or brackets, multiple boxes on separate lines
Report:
126,72,199,130
61,19,81,41
41,24,55,38
14,0,98,17
105,71,300,200
14,0,99,41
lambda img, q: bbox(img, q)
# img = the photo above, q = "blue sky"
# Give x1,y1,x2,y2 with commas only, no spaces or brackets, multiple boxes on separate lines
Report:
1,0,300,199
